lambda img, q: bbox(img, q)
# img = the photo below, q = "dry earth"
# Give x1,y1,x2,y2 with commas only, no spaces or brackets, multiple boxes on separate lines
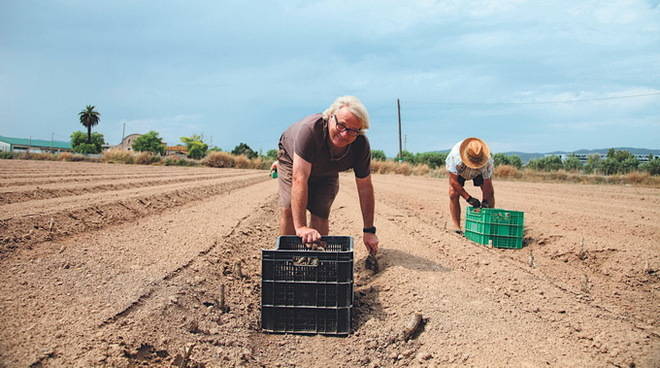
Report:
0,160,658,368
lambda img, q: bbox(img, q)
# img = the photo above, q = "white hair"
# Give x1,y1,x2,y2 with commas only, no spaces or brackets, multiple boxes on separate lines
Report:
322,96,370,131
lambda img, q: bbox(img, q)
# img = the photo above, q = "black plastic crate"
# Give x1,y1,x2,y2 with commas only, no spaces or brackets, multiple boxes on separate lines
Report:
276,236,353,252
262,281,353,307
261,306,351,336
261,236,354,335
262,236,354,283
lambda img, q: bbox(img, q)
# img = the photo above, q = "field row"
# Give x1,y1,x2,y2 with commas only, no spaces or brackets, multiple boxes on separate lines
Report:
0,160,270,258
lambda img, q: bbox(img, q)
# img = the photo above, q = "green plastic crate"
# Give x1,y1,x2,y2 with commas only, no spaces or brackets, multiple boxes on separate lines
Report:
466,207,524,226
464,207,524,249
465,219,523,237
464,231,523,249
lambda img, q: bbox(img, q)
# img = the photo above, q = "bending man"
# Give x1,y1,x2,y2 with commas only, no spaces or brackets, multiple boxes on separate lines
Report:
277,96,379,254
446,137,495,235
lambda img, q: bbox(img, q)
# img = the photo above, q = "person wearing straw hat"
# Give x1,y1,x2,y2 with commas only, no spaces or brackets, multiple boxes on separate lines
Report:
445,137,495,235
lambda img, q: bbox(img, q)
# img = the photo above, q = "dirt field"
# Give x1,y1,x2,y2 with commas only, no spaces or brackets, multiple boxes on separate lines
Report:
0,159,658,368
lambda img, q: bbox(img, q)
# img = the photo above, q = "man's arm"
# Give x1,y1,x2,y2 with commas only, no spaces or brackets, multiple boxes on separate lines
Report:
356,175,379,254
449,173,471,200
291,153,320,243
481,178,495,208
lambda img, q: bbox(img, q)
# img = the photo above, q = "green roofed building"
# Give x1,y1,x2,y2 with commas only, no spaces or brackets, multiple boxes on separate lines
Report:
0,135,72,153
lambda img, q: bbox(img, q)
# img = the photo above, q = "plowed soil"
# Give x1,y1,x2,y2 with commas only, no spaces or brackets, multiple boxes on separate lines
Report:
0,160,658,368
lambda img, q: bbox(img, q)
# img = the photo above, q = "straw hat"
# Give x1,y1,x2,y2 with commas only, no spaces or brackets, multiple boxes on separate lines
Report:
460,137,491,169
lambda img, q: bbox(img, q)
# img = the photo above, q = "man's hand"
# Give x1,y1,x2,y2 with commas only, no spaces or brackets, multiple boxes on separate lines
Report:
363,233,379,255
296,226,321,244
481,199,491,208
467,196,481,208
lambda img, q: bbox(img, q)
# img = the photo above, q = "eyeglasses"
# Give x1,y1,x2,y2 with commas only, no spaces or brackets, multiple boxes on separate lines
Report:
334,115,361,137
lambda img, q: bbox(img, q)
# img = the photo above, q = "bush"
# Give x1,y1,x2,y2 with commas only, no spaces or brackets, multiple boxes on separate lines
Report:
412,164,430,176
639,158,660,175
371,160,396,174
251,157,273,170
231,143,257,159
133,131,165,155
58,152,74,161
493,153,522,169
624,171,650,184
394,162,413,176
371,150,386,161
494,165,520,178
102,149,135,164
71,131,104,154
234,155,251,168
202,151,235,168
415,152,447,169
563,155,582,171
181,135,208,159
163,157,197,166
135,152,161,165
395,150,415,164
0,152,17,159
526,155,563,171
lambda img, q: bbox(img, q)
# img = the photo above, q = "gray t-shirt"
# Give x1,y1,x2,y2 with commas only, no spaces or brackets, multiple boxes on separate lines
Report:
278,113,371,178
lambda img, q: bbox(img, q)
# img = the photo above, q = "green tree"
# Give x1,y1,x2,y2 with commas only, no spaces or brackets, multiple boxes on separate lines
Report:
208,146,223,152
526,155,563,171
265,149,279,159
78,105,100,144
231,142,257,159
598,158,620,175
563,155,582,171
181,135,208,159
371,150,386,161
132,131,165,155
620,157,639,173
639,158,660,175
415,152,447,168
395,150,415,163
508,155,523,169
493,153,522,169
584,154,601,174
70,131,105,154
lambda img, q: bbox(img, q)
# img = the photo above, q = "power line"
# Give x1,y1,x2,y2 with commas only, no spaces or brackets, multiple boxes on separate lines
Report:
409,91,660,106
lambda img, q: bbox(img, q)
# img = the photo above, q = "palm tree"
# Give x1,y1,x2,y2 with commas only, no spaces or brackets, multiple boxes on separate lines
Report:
78,105,100,143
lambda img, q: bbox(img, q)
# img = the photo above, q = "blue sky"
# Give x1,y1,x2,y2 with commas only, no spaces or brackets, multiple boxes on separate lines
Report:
1,0,659,157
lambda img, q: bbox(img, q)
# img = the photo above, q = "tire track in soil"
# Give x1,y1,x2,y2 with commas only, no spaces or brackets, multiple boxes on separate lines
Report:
0,173,269,259
0,171,250,205
0,179,279,367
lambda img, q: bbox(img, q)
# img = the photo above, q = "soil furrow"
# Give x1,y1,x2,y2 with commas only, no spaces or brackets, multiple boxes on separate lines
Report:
0,179,278,367
0,174,269,257
0,172,250,205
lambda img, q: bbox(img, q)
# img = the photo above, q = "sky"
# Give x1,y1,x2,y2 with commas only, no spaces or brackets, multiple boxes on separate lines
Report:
1,0,659,157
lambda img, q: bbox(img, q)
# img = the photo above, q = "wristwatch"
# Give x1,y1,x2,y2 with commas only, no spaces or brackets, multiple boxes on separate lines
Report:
363,226,377,234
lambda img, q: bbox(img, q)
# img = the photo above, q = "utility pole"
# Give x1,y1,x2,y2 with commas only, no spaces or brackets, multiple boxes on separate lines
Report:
51,132,54,153
397,98,402,161
121,122,126,143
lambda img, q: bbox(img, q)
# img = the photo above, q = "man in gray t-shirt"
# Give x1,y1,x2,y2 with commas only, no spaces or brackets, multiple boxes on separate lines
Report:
277,96,379,254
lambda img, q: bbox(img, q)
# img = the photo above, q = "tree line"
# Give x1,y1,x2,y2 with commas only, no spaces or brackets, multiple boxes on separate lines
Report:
71,105,659,175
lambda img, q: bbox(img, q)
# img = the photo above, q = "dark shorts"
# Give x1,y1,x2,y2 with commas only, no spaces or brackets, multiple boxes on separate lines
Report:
458,174,484,187
277,161,339,219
